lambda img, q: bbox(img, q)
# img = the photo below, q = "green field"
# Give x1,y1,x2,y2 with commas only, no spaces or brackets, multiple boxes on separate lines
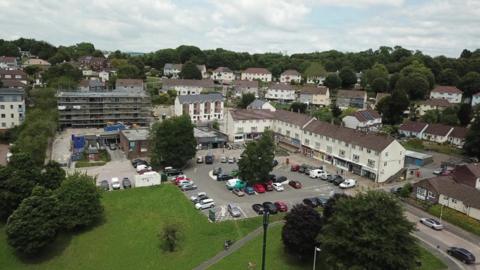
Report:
0,184,267,270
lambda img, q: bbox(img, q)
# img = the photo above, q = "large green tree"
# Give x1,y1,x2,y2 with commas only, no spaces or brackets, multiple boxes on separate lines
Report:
238,130,275,183
150,115,196,168
371,77,389,93
117,64,143,79
39,161,66,190
464,111,480,159
320,191,418,270
437,68,460,86
376,89,409,125
400,60,435,89
323,73,342,89
238,93,256,109
303,62,327,82
459,71,480,97
458,103,473,126
338,67,357,88
395,73,429,100
363,63,389,87
6,187,59,255
56,173,103,230
180,61,202,80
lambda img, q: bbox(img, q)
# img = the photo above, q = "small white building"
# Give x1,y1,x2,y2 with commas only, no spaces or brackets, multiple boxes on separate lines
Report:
174,93,224,123
472,92,480,107
241,68,272,82
422,123,454,143
398,121,429,138
162,79,215,95
418,99,454,116
232,80,258,97
265,83,296,101
342,109,382,132
212,67,235,83
429,86,462,104
163,63,183,78
0,56,18,70
280,70,301,84
99,70,110,82
247,99,276,111
0,88,25,130
306,76,326,85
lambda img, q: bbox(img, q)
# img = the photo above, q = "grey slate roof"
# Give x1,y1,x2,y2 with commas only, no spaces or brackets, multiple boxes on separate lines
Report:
177,93,224,104
247,99,267,109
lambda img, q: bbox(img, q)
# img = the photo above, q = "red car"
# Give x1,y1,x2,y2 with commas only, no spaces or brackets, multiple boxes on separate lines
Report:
253,183,266,193
290,164,300,172
263,182,274,192
288,180,302,189
274,201,288,212
174,176,192,185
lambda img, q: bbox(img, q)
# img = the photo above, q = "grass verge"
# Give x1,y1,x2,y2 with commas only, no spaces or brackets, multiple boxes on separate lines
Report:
428,204,480,236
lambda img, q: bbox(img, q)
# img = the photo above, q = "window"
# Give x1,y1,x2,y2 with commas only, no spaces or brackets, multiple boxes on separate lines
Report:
236,127,244,133
339,150,345,157
304,139,310,145
1,123,5,127
451,198,457,203
367,149,371,154
345,142,348,147
295,133,299,139
367,159,375,168
10,114,13,118
0,105,3,109
385,152,389,157
286,130,290,136
10,105,13,109
384,162,387,166
1,114,4,118
353,154,360,162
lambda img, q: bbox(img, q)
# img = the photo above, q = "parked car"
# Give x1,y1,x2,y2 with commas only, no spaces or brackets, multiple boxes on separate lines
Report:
111,177,121,190
131,159,148,168
181,183,198,191
252,204,264,215
420,218,444,230
263,182,274,192
268,174,277,182
190,192,208,203
122,177,132,189
333,175,345,185
253,183,266,193
178,180,194,187
390,186,403,194
196,156,204,163
303,197,319,208
228,203,242,217
316,196,329,207
447,247,476,264
217,174,232,181
326,174,336,183
109,143,117,150
232,188,245,197
275,176,287,183
262,201,278,214
220,155,227,163
226,179,239,190
136,164,152,173
228,157,236,163
234,180,246,190
195,198,215,210
164,167,183,178
288,180,302,189
290,164,300,172
205,154,214,164
320,172,331,181
174,177,192,185
272,159,279,167
298,164,308,174
273,183,284,191
244,186,255,195
309,169,324,178
339,179,356,189
274,201,288,212
213,167,222,176
100,180,109,191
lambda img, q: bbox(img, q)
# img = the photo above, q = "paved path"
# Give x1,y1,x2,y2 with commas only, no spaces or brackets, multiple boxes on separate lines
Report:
193,221,283,270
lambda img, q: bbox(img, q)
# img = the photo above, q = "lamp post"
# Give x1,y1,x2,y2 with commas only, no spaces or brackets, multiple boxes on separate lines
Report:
261,208,270,270
313,246,321,270
439,204,444,224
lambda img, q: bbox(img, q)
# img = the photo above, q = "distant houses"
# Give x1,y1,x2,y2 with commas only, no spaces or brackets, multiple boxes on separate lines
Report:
231,80,259,97
429,86,462,104
162,79,215,95
280,69,301,84
336,90,367,109
418,99,454,116
212,67,235,83
0,56,18,70
265,83,295,102
241,68,272,82
163,63,208,79
399,121,468,147
342,109,382,132
298,86,330,107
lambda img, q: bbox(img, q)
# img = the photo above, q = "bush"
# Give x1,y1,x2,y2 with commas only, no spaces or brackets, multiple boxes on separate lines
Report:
159,222,183,252
399,183,413,198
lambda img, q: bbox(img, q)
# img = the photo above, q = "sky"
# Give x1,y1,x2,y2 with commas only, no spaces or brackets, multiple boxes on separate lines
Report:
0,0,479,57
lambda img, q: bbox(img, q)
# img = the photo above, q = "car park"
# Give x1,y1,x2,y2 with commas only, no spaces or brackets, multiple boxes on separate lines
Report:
228,203,242,217
254,183,266,193
333,175,345,185
320,172,331,180
339,179,356,189
309,169,325,178
244,186,255,195
262,201,278,214
180,183,198,191
122,177,132,189
164,167,183,178
100,180,110,191
232,188,245,197
273,183,284,191
111,177,121,190
420,218,444,230
205,154,214,164
217,174,233,181
252,204,264,215
175,178,192,186
195,198,215,210
274,201,288,212
303,197,319,208
190,192,208,203
447,247,476,264
268,174,276,182
196,156,204,163
288,180,302,189
226,179,245,190
228,157,236,163
220,156,227,163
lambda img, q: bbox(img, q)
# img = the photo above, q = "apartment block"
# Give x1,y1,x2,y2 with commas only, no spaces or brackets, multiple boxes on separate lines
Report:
174,93,224,123
0,88,25,129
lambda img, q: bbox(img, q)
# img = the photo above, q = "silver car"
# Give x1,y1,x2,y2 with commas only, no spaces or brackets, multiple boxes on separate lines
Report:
228,203,242,218
420,218,444,230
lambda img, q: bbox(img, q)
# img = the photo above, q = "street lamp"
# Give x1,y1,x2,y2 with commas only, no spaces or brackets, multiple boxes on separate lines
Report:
313,246,321,270
261,208,270,270
439,204,445,224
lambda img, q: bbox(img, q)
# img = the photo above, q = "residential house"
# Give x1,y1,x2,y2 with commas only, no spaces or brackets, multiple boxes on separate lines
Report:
232,80,258,97
241,68,272,82
174,93,224,123
79,79,106,92
336,90,367,109
1,79,26,89
306,76,326,85
375,92,390,106
298,86,330,106
472,92,480,107
116,79,144,91
0,70,27,84
212,67,235,83
225,109,276,142
418,99,454,116
414,176,480,221
197,64,208,79
247,99,276,111
98,70,110,82
422,123,454,143
342,109,382,131
78,56,108,71
163,63,183,78
447,127,469,147
0,56,18,70
162,79,215,95
23,58,51,69
0,88,25,129
119,128,150,159
280,70,301,84
451,163,480,190
82,69,98,78
429,86,462,103
398,121,429,138
265,83,296,101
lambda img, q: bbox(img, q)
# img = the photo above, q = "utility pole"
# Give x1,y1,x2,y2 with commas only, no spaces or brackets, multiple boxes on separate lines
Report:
261,209,270,270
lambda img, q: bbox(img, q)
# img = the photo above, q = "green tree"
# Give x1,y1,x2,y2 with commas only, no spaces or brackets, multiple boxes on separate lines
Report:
303,62,327,83
376,89,409,125
322,193,349,222
400,60,435,89
311,107,333,123
371,77,389,93
238,93,256,109
56,173,103,230
421,109,441,124
282,204,322,260
459,72,480,97
458,103,473,126
338,67,357,88
39,161,66,190
117,64,143,79
238,130,275,183
440,106,459,125
395,73,429,100
464,111,480,159
177,45,205,63
159,222,184,252
320,191,418,270
323,73,342,89
24,65,41,76
289,102,307,113
180,61,202,80
331,104,342,119
150,115,196,168
6,186,59,254
364,63,389,87
438,68,460,86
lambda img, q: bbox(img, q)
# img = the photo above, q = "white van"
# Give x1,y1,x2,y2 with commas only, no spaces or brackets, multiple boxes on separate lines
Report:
309,169,325,179
195,198,215,210
111,177,121,190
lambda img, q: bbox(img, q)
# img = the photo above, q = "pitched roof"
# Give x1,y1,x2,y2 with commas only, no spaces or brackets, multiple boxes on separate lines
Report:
162,79,215,88
424,123,453,136
449,127,469,139
268,83,295,91
230,109,275,120
300,86,328,95
233,80,258,88
164,63,183,70
213,67,233,73
243,67,271,75
352,109,381,122
116,79,144,87
79,79,105,88
399,121,428,133
431,86,462,94
24,58,51,66
420,98,454,107
417,176,480,208
0,56,16,63
0,69,27,77
304,119,395,152
337,90,366,99
247,99,267,109
274,110,314,127
0,79,26,88
177,93,223,104
281,69,300,76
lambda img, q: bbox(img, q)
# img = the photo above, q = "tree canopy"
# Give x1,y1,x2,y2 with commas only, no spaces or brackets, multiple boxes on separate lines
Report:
323,73,342,89
464,110,480,159
376,89,409,125
238,130,275,183
179,61,202,80
237,93,256,109
339,67,357,88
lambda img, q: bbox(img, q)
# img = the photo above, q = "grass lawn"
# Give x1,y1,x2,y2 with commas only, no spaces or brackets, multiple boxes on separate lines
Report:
210,224,447,270
0,184,269,270
428,204,480,236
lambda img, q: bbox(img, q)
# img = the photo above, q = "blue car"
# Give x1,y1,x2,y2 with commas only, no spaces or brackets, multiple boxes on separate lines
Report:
244,186,255,195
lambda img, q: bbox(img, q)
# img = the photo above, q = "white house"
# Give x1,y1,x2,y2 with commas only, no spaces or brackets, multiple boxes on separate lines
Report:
472,92,480,107
163,63,183,78
342,109,382,131
307,76,326,85
280,70,301,84
429,86,463,104
212,67,235,83
0,88,25,130
398,121,429,138
448,127,468,147
116,79,144,91
232,80,259,97
99,70,110,82
174,93,224,123
422,123,454,143
298,86,330,106
265,83,296,101
162,79,215,95
241,68,272,82
224,109,276,142
418,98,454,116
247,99,276,111
0,56,18,70
197,65,209,79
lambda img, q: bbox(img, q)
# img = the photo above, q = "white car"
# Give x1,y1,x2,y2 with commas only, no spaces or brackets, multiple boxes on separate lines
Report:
309,169,325,179
228,157,236,163
420,218,444,230
111,177,121,190
190,192,207,202
195,198,215,210
320,172,331,180
220,156,227,163
273,183,284,191
339,179,356,189
136,164,152,172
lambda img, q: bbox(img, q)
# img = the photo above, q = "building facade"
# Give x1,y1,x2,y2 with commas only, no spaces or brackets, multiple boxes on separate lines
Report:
298,86,330,106
119,128,150,159
162,79,215,95
0,69,27,84
241,68,272,82
0,88,25,130
429,86,462,103
0,56,18,70
265,83,295,101
116,79,144,91
280,70,301,84
336,90,367,109
212,67,235,83
422,124,454,143
174,93,224,123
418,99,454,116
232,80,258,97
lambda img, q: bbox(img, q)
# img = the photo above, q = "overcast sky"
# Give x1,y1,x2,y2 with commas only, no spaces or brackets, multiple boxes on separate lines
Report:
0,0,479,57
